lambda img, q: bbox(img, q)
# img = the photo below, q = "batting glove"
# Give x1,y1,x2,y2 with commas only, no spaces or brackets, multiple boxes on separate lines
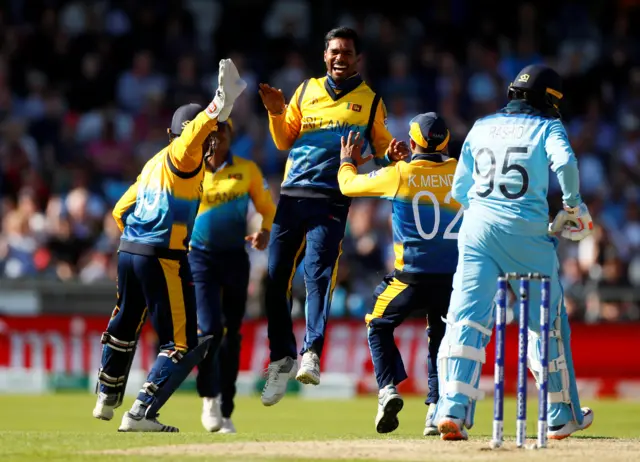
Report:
548,202,594,241
205,59,247,122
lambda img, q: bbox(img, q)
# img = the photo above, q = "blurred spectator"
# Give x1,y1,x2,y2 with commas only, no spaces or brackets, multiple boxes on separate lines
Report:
0,1,637,322
116,50,167,114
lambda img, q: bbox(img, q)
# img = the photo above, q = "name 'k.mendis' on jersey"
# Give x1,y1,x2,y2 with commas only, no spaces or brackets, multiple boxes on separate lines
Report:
272,75,393,198
452,111,580,236
338,154,463,279
190,156,276,252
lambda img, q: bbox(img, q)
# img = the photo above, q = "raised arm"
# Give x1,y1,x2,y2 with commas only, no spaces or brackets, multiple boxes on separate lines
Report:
338,161,400,198
167,58,247,174
369,98,410,167
260,82,303,150
167,111,219,174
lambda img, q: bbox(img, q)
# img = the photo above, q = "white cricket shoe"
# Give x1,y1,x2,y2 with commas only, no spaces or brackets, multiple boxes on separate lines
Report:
118,412,179,432
548,407,594,440
438,417,469,441
201,396,223,432
219,418,237,434
92,392,118,421
375,385,404,434
423,403,439,436
261,356,297,406
296,350,320,385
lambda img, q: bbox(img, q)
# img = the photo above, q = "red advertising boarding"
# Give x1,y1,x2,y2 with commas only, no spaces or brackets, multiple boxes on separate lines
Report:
1,315,639,398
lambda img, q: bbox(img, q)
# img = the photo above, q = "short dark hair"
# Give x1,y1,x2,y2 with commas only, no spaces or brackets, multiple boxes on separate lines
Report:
324,27,361,54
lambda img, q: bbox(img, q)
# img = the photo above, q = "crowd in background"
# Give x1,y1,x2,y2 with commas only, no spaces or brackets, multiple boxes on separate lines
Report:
0,0,639,323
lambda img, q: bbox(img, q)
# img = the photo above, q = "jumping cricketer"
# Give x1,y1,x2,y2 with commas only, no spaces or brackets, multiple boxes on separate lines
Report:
337,114,462,435
434,64,595,441
190,118,276,434
92,59,247,432
258,26,410,406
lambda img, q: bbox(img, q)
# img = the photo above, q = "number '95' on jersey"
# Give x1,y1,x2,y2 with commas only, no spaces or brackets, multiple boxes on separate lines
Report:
452,112,578,236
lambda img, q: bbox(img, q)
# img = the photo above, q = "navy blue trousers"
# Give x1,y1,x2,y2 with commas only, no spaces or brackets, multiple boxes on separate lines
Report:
189,247,249,418
367,273,452,404
99,251,198,396
265,195,349,360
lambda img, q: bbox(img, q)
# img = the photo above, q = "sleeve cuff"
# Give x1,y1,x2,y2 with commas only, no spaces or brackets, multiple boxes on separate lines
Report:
340,158,357,167
374,153,392,167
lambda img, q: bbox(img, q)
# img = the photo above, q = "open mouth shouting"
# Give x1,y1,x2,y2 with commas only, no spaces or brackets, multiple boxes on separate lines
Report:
332,63,348,77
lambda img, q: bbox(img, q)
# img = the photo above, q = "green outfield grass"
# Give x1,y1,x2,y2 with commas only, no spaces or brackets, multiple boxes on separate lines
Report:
0,393,638,462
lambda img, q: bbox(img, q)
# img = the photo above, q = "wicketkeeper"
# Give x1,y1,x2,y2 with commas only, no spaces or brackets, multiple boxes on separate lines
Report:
92,59,247,432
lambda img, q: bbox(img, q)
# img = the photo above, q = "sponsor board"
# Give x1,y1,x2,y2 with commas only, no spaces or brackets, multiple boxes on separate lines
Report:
1,316,639,399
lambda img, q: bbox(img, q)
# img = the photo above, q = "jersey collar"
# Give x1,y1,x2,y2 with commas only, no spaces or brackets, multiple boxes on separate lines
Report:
411,153,448,163
324,73,363,101
211,151,234,172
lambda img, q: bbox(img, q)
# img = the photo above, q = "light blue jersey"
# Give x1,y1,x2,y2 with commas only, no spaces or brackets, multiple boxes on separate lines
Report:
452,101,581,236
435,101,587,431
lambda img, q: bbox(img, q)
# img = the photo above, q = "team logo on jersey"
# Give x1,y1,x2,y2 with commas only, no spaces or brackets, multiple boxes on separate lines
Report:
368,170,381,178
228,173,243,180
182,120,191,130
346,102,362,112
310,98,318,105
517,74,530,83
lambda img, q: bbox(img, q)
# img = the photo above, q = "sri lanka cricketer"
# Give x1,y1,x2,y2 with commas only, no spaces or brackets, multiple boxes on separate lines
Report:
337,114,462,435
189,118,276,434
258,26,410,406
92,59,247,432
434,64,595,441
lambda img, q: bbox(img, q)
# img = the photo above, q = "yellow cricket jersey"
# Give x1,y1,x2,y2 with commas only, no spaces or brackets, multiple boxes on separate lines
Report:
338,154,463,278
190,155,276,252
268,74,393,200
112,111,218,259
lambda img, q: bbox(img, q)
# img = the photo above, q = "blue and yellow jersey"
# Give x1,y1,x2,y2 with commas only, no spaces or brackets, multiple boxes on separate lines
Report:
269,74,393,200
338,154,462,279
112,111,218,259
190,155,276,252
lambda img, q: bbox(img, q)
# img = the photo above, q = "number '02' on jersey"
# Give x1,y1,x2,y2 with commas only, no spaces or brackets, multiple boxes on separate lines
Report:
338,155,462,277
452,112,579,236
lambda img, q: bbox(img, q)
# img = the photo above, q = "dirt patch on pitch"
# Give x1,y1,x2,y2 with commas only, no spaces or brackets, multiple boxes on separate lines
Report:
96,438,640,461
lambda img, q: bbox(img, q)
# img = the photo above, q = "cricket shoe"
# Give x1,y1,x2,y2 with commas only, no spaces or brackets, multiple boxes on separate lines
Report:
261,356,297,406
201,396,223,432
296,350,320,385
375,385,404,434
118,412,179,432
423,403,439,436
219,418,237,434
438,417,469,441
92,392,119,421
548,407,594,440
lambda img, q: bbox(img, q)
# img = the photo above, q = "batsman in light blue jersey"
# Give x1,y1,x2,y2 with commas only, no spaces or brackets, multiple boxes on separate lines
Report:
435,64,595,442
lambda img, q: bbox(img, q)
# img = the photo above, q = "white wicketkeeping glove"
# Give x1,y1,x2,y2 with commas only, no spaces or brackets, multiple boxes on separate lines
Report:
205,58,247,122
548,202,594,241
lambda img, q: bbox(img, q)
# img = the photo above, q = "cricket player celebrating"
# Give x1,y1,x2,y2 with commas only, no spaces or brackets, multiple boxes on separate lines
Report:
92,59,247,432
189,118,276,434
337,114,461,435
258,26,409,405
434,64,595,441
